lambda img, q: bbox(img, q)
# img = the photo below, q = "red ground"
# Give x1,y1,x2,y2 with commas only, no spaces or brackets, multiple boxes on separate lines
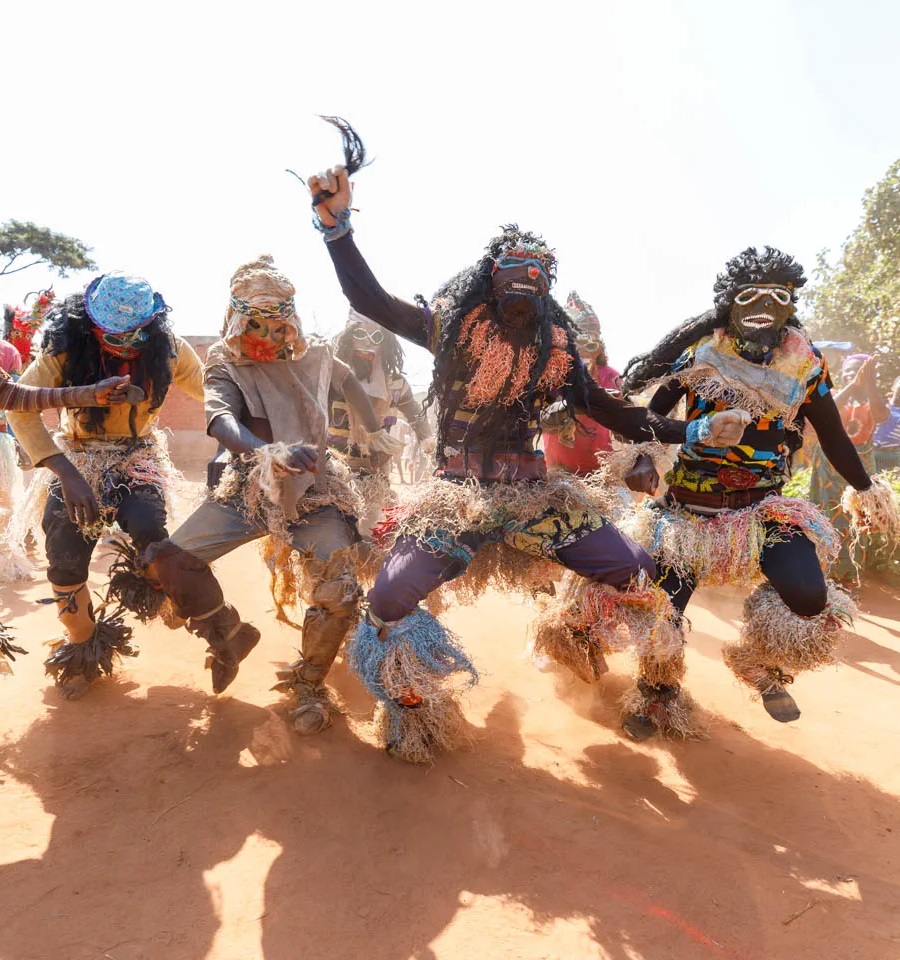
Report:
1,472,899,960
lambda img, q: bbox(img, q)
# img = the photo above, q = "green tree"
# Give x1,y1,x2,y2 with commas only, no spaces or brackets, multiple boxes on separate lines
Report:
804,159,900,385
0,219,97,279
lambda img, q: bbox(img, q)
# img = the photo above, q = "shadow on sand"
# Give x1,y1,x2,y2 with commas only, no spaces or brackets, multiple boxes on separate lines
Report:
1,661,899,960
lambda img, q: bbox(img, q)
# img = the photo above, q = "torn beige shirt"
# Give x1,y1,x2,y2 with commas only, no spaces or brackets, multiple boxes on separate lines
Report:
204,337,351,502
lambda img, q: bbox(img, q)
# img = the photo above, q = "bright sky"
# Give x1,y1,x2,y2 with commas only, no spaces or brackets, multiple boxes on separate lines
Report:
2,0,898,391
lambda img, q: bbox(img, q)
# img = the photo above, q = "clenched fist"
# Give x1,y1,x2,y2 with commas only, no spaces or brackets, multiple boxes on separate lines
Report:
708,409,752,447
307,165,352,228
625,453,660,495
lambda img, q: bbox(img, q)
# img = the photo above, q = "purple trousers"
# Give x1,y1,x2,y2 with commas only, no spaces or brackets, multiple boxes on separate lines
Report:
368,526,656,623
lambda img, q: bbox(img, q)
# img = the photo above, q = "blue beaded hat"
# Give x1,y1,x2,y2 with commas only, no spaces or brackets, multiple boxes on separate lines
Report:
84,272,167,333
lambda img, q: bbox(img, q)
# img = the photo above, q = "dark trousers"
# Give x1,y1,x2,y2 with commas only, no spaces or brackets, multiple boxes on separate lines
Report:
659,523,828,619
43,482,169,584
368,525,656,623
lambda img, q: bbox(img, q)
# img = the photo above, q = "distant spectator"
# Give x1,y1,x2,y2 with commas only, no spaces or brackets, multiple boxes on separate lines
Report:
0,338,22,377
809,354,890,579
873,375,900,472
543,291,621,475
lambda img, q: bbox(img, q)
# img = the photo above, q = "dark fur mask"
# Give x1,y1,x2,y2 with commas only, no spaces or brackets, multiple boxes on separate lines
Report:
420,225,590,459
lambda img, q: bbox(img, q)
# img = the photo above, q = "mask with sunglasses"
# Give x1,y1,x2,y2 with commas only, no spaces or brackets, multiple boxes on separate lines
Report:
343,312,392,400
729,284,795,353
351,325,385,347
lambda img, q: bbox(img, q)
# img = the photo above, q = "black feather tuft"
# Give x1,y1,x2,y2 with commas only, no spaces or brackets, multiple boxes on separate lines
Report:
103,536,167,622
318,115,370,176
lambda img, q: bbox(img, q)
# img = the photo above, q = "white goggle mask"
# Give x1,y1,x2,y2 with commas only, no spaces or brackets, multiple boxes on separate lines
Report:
733,285,792,307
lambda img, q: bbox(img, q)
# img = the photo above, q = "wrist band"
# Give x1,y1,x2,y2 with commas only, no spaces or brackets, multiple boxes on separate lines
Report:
685,416,712,446
311,207,352,242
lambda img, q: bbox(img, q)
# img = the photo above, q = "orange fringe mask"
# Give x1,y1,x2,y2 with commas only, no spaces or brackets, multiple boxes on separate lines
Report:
458,304,572,407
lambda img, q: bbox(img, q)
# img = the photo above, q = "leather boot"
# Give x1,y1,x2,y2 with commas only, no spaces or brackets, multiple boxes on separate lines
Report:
145,540,259,693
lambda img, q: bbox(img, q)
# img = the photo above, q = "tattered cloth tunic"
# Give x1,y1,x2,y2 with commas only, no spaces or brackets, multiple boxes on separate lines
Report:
169,338,361,565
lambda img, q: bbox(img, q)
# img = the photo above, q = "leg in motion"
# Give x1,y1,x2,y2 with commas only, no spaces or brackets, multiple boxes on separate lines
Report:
620,565,696,741
352,534,479,762
723,525,853,723
42,486,136,699
273,507,364,736
144,500,266,693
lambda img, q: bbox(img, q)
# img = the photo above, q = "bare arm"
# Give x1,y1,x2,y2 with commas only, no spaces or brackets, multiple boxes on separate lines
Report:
208,412,267,457
0,376,130,413
395,382,431,440
861,360,891,425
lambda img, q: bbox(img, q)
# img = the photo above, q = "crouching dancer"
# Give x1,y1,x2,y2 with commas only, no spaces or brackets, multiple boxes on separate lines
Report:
145,256,401,734
7,275,204,697
614,246,900,739
304,139,748,762
0,357,133,672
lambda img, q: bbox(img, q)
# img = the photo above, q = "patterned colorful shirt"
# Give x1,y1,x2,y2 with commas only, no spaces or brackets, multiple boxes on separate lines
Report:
651,332,831,495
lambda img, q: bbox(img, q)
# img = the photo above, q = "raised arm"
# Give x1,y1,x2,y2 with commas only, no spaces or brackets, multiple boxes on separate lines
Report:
308,166,431,348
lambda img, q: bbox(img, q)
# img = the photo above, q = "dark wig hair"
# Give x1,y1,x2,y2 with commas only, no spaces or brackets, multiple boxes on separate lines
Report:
622,246,806,396
39,292,176,435
420,225,591,458
2,304,14,341
334,321,405,379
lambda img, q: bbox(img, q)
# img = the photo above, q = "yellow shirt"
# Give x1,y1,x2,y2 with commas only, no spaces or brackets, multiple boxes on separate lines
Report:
7,336,204,465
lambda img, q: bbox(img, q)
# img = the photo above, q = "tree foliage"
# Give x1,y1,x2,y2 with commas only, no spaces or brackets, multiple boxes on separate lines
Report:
804,159,900,384
0,219,97,279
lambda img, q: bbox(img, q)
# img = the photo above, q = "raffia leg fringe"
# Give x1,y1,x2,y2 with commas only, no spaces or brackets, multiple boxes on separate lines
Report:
722,582,857,693
532,600,610,683
103,535,168,623
44,606,138,699
620,679,704,740
0,543,35,583
0,622,27,677
841,475,900,556
532,574,681,683
375,692,471,764
348,608,477,764
272,660,342,736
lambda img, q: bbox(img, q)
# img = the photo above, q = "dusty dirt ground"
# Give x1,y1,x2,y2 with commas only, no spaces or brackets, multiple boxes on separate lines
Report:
1,468,899,960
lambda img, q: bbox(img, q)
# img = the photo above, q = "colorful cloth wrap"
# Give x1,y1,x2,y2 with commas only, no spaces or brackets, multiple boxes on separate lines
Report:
672,327,822,427
657,328,829,497
375,472,608,565
618,493,840,587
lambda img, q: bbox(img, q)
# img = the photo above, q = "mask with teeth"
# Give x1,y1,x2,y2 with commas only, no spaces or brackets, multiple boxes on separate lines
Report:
728,285,794,355
491,257,551,333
